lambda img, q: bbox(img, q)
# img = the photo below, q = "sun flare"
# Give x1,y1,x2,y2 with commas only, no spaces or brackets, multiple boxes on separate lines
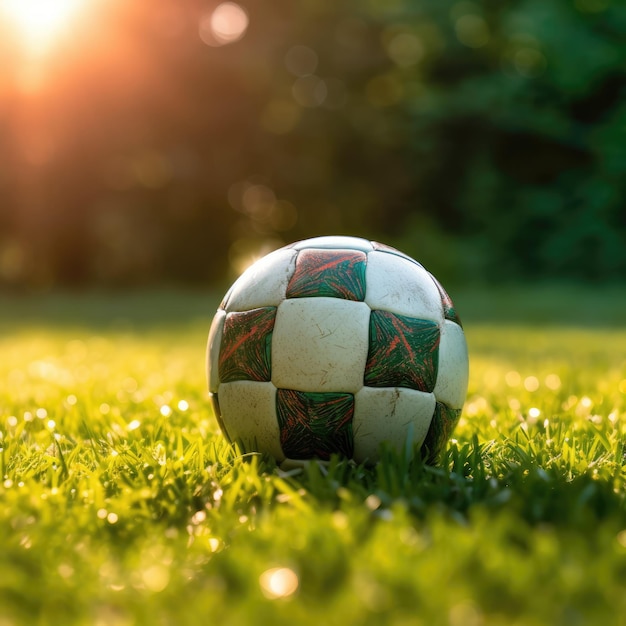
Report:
1,0,87,55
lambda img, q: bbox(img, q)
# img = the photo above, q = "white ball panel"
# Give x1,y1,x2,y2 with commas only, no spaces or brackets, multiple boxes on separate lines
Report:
364,251,443,321
371,242,424,267
219,381,284,461
206,309,226,393
290,236,373,252
272,298,370,393
224,248,297,312
353,387,436,463
433,320,469,410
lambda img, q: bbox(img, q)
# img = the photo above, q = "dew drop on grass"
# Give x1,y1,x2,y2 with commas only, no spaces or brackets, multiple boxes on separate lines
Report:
528,407,541,421
505,371,521,387
524,376,539,392
122,377,138,393
191,510,206,525
545,374,561,390
365,494,382,511
141,564,170,593
332,511,349,529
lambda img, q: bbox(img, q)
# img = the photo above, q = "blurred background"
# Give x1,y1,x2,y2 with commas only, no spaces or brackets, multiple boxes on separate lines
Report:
0,0,625,291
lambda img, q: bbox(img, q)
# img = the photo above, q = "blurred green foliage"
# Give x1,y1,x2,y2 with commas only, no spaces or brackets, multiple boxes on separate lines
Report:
1,0,625,287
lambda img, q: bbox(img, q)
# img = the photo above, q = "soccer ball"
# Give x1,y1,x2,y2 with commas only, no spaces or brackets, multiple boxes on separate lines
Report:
207,235,468,465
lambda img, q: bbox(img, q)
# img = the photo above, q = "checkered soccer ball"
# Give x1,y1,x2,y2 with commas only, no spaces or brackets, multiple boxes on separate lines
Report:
207,236,469,465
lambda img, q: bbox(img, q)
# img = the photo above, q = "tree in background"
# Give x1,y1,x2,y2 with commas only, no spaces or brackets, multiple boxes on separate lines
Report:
0,0,624,288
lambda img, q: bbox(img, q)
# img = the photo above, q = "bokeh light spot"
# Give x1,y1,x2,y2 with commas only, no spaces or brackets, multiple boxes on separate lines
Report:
505,371,521,387
514,48,546,77
140,562,170,592
455,14,490,48
292,75,327,107
386,33,423,67
545,374,561,391
259,567,299,599
242,184,276,219
285,45,318,76
199,2,249,47
524,376,540,392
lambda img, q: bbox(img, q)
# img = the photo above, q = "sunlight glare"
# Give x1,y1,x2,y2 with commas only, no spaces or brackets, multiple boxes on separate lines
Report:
1,0,87,55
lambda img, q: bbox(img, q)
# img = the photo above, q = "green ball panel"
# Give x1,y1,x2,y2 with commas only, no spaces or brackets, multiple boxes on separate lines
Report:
365,310,440,392
420,402,462,464
218,307,277,383
276,389,354,461
286,249,367,301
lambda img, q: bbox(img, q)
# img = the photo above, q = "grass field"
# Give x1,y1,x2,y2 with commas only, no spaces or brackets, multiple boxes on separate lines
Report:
0,287,625,626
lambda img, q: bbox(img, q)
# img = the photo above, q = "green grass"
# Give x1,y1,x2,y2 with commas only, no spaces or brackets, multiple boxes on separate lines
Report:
0,288,625,626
